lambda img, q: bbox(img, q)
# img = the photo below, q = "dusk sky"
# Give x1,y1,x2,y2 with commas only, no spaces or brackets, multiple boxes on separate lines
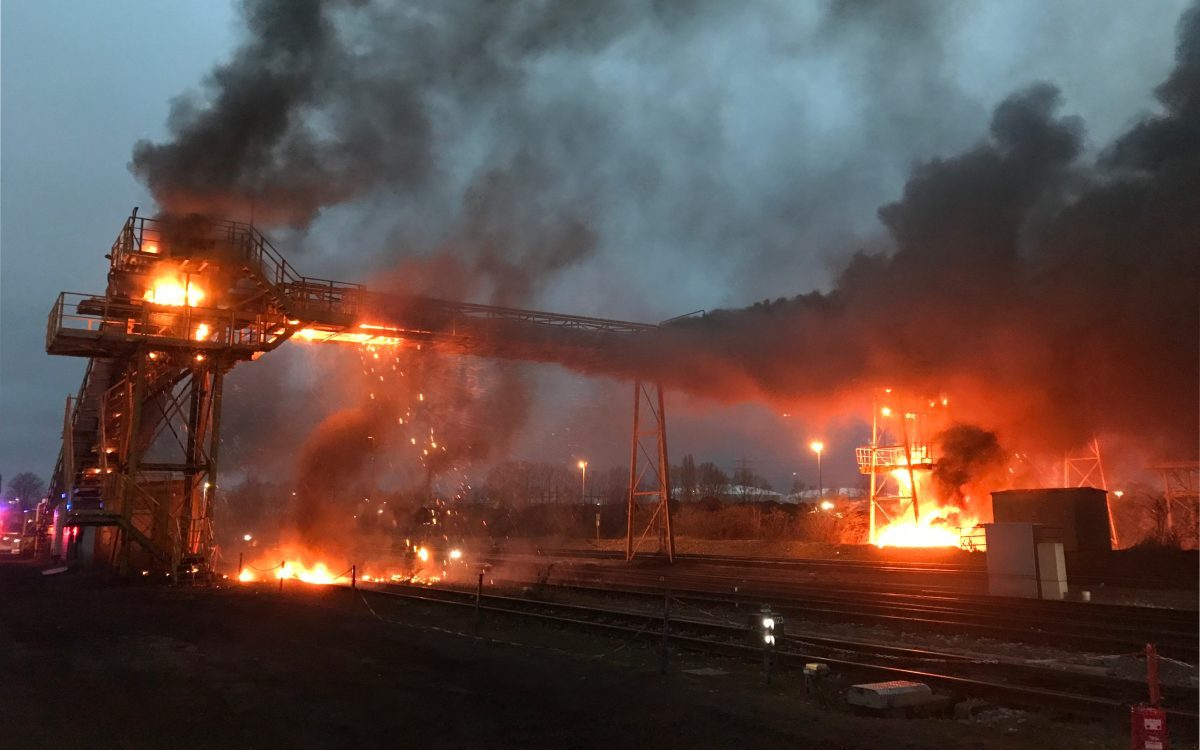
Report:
1,1,1191,495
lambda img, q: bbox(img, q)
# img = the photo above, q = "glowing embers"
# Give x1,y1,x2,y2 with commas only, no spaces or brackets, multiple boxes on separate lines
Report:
293,321,423,346
144,271,204,307
294,328,406,346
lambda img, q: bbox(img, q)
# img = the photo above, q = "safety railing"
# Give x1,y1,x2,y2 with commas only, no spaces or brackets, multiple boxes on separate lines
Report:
959,526,987,552
47,292,291,352
47,356,99,501
855,444,935,474
103,212,659,340
283,277,365,316
355,293,659,336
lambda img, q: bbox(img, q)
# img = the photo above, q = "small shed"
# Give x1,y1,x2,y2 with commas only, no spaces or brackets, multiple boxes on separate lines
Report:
989,487,1112,553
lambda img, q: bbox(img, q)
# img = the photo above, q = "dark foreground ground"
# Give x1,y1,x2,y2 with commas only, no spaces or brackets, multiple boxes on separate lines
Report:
0,560,1178,750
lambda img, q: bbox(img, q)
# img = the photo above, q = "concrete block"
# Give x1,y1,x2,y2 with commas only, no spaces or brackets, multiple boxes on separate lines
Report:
846,681,933,710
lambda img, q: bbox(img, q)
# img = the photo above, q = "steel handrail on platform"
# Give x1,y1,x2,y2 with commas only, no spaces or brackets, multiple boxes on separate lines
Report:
856,444,935,474
46,292,291,355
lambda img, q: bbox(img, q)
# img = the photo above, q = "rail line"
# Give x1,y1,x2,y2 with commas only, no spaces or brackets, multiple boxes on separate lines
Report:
487,561,1199,661
350,580,1198,724
541,548,987,575
537,548,1199,591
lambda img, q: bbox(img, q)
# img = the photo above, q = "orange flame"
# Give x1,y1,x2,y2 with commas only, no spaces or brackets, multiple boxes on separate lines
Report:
144,273,204,307
874,468,978,548
277,560,338,585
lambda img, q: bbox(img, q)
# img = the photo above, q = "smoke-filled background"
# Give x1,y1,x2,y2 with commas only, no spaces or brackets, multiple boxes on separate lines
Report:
3,1,1196,541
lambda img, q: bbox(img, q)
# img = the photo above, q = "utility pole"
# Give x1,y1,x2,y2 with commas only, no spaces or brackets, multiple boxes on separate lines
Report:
869,395,878,545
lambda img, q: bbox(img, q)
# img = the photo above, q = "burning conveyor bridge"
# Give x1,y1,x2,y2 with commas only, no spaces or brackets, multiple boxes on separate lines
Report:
45,212,675,573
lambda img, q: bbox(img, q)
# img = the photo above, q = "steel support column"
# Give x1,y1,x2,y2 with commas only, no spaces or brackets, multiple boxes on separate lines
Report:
625,381,675,562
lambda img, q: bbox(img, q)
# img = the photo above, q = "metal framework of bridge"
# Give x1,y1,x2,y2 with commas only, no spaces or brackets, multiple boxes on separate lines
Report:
44,211,675,574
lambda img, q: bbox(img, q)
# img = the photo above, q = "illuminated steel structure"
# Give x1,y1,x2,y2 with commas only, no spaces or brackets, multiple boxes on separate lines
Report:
46,211,674,573
1061,437,1119,547
1148,461,1198,547
855,391,940,545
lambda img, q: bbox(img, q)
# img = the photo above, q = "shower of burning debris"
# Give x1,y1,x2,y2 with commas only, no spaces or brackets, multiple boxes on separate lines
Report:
279,341,527,560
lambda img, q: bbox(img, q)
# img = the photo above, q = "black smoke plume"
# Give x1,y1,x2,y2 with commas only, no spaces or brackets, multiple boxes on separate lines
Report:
579,10,1200,455
136,2,1198,487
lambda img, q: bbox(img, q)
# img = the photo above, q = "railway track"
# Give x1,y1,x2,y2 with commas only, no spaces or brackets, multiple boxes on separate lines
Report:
480,552,1197,657
542,548,987,575
352,580,1199,724
538,548,1199,592
514,564,1200,661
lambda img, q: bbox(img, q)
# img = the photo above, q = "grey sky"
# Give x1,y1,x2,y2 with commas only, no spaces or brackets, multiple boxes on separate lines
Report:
1,1,1188,492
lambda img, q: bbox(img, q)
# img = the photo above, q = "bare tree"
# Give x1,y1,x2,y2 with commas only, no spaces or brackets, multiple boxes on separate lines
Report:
6,472,46,510
696,462,729,501
679,454,697,501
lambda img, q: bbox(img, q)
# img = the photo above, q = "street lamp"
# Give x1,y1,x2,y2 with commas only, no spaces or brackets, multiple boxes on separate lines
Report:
809,441,824,503
579,460,598,547
577,460,588,503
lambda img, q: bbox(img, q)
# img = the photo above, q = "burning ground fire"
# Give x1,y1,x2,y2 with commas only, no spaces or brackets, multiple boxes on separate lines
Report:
872,467,979,548
237,544,467,587
859,392,992,549
256,333,480,588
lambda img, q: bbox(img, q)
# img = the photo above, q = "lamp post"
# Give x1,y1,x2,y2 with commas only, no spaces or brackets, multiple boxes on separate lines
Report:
579,460,598,547
809,441,824,503
578,460,588,503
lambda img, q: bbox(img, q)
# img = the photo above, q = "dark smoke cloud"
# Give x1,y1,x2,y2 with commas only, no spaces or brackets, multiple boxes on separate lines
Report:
130,0,996,303
136,1,1196,495
287,346,530,548
292,405,382,545
932,424,1007,507
131,0,432,227
542,8,1200,455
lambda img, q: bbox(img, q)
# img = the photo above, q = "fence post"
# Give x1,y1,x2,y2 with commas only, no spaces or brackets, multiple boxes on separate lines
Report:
278,560,285,595
237,552,243,583
474,573,484,636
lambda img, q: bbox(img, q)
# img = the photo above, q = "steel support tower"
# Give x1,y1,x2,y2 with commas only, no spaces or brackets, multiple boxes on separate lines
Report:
625,381,675,562
1149,461,1199,546
1062,437,1119,548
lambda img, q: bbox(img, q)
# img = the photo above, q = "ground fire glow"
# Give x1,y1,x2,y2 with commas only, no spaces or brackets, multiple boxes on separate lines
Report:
238,543,458,588
875,509,968,548
863,399,986,549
